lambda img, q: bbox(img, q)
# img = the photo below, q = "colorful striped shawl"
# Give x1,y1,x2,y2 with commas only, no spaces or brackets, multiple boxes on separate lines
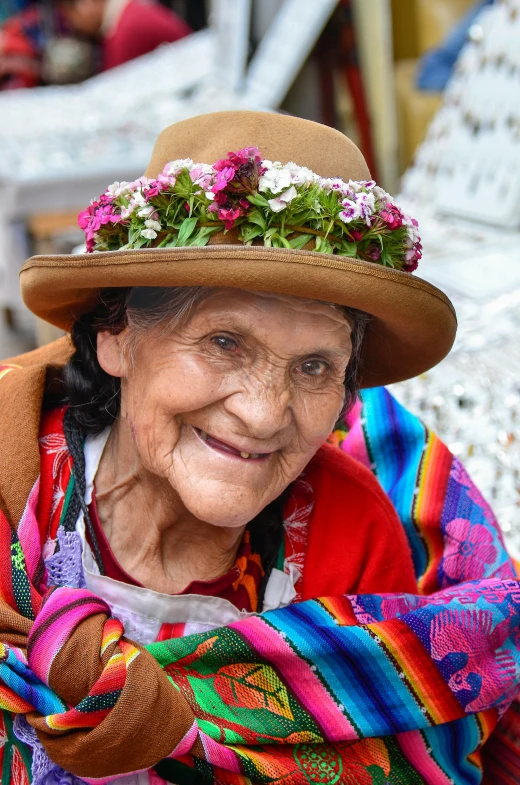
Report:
0,387,519,784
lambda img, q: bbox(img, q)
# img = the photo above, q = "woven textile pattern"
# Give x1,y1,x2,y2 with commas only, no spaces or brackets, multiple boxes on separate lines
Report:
0,384,519,783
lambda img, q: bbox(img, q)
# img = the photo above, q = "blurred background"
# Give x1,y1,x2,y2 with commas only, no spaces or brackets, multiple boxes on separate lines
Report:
0,0,519,551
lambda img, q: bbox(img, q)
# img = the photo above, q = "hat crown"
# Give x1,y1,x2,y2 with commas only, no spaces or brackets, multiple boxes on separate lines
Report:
144,111,371,181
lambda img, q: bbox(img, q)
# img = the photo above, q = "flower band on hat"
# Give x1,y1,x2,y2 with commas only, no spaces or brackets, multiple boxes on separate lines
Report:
79,146,422,272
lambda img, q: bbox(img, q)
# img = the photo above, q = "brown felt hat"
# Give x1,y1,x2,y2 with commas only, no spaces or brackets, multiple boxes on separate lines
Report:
20,111,456,387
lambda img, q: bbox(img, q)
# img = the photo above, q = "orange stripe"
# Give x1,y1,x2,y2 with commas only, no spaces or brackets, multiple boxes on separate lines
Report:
370,619,464,724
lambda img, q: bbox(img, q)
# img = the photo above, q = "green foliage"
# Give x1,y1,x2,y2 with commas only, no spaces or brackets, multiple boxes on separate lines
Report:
91,165,417,273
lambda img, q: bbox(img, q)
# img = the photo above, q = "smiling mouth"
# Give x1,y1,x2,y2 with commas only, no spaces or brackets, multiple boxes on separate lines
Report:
193,427,270,461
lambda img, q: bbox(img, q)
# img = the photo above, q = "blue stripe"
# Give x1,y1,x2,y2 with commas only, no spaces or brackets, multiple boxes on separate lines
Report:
266,602,428,737
423,715,482,785
362,388,428,578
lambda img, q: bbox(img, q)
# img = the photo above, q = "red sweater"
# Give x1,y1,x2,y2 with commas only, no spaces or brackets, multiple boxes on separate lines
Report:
302,444,417,598
87,443,417,600
102,0,191,71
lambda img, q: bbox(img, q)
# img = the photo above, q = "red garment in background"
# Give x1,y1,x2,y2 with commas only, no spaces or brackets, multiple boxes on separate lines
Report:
0,6,43,89
102,0,191,71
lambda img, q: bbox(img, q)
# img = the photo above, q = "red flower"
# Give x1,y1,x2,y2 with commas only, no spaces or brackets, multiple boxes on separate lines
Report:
365,242,382,261
228,146,262,166
380,202,404,230
217,206,242,229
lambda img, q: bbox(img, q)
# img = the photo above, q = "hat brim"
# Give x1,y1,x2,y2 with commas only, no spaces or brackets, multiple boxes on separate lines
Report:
20,245,456,387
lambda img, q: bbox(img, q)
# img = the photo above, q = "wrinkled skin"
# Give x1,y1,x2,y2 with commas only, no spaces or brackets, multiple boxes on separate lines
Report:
95,289,352,593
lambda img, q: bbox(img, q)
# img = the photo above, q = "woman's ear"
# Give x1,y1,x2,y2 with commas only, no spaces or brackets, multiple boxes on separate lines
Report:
97,331,127,378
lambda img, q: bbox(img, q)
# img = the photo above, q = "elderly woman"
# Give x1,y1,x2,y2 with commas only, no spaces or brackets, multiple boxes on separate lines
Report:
0,112,519,785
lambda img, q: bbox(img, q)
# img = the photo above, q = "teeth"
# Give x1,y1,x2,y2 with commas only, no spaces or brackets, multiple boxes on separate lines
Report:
240,452,251,459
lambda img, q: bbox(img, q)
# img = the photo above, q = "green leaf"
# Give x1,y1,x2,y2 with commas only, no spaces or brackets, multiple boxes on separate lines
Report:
288,234,314,250
247,193,270,208
185,226,221,247
276,234,292,249
340,242,358,256
246,208,267,231
240,225,264,244
173,168,193,195
157,233,173,248
315,236,333,254
128,225,142,245
175,217,198,247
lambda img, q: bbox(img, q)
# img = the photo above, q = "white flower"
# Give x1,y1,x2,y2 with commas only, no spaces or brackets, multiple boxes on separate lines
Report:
205,191,215,201
137,205,155,218
120,204,136,219
106,180,131,198
320,177,349,194
164,158,194,176
285,162,317,186
144,219,161,232
268,186,298,212
355,191,375,224
339,200,362,223
141,228,158,240
373,184,391,201
259,163,292,194
132,190,147,206
347,180,363,193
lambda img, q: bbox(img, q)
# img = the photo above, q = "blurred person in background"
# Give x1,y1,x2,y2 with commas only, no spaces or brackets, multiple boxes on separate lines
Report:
0,0,190,89
54,0,191,71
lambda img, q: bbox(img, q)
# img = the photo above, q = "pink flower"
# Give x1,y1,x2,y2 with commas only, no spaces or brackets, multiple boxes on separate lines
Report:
228,146,262,166
214,158,235,172
78,202,120,242
217,206,241,229
143,181,162,200
442,518,498,582
380,202,404,230
190,165,214,191
350,229,363,242
212,166,236,193
403,241,422,271
157,173,176,189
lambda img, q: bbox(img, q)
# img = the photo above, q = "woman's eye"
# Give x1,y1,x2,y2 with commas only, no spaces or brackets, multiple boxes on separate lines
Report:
211,335,239,352
298,359,329,377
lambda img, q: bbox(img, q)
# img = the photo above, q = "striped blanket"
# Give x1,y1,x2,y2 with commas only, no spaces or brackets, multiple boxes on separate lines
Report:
0,387,519,784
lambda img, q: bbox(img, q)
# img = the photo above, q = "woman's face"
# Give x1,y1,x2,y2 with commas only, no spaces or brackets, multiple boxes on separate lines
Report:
97,290,353,528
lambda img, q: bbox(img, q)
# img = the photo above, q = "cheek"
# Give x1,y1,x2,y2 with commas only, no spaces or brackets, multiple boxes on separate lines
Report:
295,387,346,446
121,358,227,461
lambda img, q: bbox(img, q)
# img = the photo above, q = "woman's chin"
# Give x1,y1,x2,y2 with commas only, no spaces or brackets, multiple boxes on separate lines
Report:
175,483,269,529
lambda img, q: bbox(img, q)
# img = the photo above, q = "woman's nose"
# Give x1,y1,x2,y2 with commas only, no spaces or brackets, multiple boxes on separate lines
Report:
225,379,293,440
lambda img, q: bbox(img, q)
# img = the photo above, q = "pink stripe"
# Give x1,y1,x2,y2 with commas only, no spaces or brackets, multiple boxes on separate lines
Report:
168,720,199,758
200,732,242,773
17,478,43,582
398,730,454,784
29,588,109,682
340,417,371,468
232,617,357,741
